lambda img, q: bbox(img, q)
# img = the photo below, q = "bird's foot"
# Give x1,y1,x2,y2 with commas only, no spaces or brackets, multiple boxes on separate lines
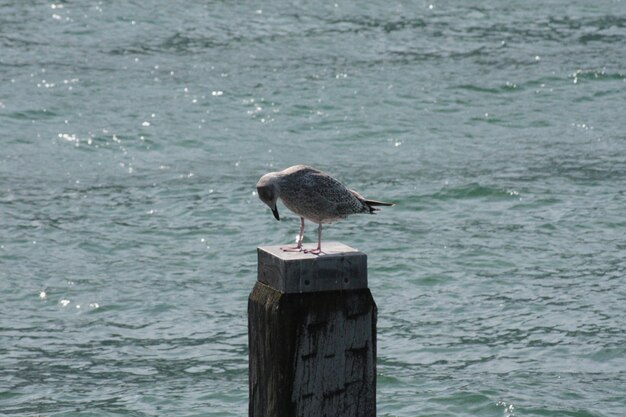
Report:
303,248,324,255
280,245,303,252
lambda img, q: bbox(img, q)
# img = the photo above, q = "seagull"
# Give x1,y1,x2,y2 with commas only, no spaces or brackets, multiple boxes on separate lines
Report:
256,165,394,254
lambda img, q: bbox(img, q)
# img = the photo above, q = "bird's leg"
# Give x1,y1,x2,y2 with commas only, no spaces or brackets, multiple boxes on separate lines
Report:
280,217,305,252
304,223,324,255
297,217,305,247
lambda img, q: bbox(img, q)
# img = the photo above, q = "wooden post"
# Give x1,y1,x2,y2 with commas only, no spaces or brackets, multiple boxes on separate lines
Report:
249,242,377,417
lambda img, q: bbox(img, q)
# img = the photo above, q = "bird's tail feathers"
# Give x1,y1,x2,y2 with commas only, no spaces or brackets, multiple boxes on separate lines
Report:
349,189,395,213
364,199,395,213
365,199,395,207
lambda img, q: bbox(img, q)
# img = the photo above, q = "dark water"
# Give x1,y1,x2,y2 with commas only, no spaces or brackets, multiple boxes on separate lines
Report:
1,1,625,416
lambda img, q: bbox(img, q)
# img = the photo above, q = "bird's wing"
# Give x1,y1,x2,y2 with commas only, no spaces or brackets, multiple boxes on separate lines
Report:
304,172,367,214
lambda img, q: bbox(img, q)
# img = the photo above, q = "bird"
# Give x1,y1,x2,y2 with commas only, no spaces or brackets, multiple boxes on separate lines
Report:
256,165,394,254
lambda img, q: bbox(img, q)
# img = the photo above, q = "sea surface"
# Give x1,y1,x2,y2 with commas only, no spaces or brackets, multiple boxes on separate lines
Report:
1,1,625,416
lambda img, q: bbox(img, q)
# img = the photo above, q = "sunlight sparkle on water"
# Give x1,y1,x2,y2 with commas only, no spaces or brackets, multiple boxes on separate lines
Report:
497,401,515,417
58,133,78,142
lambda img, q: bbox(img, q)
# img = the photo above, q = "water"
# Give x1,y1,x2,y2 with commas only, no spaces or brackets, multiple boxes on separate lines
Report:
1,1,625,416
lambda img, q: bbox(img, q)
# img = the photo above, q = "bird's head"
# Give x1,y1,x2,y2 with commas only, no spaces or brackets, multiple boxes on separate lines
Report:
256,173,280,221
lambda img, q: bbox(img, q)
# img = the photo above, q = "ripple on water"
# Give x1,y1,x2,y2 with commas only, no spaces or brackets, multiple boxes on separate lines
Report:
1,1,625,416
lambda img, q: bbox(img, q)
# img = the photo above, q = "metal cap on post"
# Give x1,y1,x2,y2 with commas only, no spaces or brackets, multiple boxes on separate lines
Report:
249,242,377,417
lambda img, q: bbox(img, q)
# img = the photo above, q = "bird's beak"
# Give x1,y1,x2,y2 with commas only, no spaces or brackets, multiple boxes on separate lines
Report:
272,206,280,221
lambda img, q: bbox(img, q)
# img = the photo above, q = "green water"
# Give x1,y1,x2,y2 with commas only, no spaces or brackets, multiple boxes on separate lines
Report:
1,1,625,416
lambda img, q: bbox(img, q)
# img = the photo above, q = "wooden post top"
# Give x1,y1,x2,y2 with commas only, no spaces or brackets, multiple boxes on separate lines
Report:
257,242,368,294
